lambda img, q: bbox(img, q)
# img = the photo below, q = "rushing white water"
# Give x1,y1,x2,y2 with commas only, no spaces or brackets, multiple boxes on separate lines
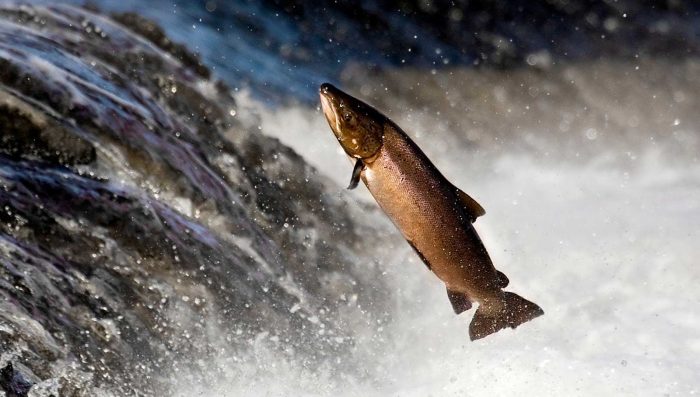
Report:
3,3,699,395
172,60,700,396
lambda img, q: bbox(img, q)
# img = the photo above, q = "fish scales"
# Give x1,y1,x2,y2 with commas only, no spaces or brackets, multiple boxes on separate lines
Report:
319,83,543,340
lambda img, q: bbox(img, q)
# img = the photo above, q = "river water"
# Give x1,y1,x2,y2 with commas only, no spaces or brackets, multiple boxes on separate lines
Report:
0,1,699,396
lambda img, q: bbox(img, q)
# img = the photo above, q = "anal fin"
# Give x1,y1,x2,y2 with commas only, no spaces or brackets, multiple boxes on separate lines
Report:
447,288,473,314
455,188,485,222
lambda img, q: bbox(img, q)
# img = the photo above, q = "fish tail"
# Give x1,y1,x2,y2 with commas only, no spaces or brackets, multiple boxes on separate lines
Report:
468,292,543,341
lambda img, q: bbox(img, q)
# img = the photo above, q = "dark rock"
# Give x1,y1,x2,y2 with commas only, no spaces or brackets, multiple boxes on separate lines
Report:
0,3,389,395
0,103,96,165
0,363,33,397
111,12,211,79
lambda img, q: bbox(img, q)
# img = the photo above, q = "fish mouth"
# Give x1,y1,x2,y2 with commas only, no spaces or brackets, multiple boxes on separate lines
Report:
319,83,340,132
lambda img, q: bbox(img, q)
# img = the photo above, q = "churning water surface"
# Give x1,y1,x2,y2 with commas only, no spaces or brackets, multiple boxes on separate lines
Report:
1,1,699,396
186,59,700,396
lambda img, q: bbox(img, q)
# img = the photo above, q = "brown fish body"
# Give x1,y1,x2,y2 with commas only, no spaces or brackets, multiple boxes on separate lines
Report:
362,123,501,304
319,83,543,340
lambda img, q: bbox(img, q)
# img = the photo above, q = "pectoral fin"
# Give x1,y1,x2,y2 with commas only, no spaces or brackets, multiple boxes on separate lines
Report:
347,159,364,190
447,288,473,314
456,188,485,222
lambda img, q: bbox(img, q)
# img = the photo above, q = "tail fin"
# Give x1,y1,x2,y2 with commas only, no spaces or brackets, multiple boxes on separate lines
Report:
469,292,543,341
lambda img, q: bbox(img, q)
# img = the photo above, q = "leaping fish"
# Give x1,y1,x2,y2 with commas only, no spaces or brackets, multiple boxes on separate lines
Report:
319,83,543,340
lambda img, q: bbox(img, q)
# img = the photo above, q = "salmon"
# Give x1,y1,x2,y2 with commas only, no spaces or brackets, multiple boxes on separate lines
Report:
319,83,543,340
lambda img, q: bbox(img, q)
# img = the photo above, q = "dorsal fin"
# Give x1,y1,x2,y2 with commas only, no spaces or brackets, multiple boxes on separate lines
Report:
455,188,485,222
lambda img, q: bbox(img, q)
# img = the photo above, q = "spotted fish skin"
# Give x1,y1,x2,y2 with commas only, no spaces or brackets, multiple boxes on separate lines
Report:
319,83,543,340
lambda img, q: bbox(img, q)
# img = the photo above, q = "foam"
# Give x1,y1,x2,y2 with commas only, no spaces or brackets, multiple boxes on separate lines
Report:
191,62,700,396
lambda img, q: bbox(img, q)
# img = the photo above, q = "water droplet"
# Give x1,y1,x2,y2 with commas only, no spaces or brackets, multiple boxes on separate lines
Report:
585,128,598,140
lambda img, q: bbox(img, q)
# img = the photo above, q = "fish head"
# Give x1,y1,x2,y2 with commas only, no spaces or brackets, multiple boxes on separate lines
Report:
319,83,385,159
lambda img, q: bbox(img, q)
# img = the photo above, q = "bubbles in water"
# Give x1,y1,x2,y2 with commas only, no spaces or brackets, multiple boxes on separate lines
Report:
585,127,598,140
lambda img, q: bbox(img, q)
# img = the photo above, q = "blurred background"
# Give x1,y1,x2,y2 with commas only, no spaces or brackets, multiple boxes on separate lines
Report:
0,1,698,396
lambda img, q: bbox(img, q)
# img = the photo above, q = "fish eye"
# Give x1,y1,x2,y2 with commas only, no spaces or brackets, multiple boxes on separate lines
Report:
343,113,352,122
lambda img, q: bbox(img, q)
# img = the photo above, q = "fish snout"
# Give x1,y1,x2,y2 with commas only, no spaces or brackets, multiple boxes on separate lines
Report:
319,84,339,131
319,82,337,96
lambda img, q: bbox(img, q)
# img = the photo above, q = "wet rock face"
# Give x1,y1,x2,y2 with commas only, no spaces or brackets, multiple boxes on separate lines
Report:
0,3,388,395
0,363,33,397
0,101,96,165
